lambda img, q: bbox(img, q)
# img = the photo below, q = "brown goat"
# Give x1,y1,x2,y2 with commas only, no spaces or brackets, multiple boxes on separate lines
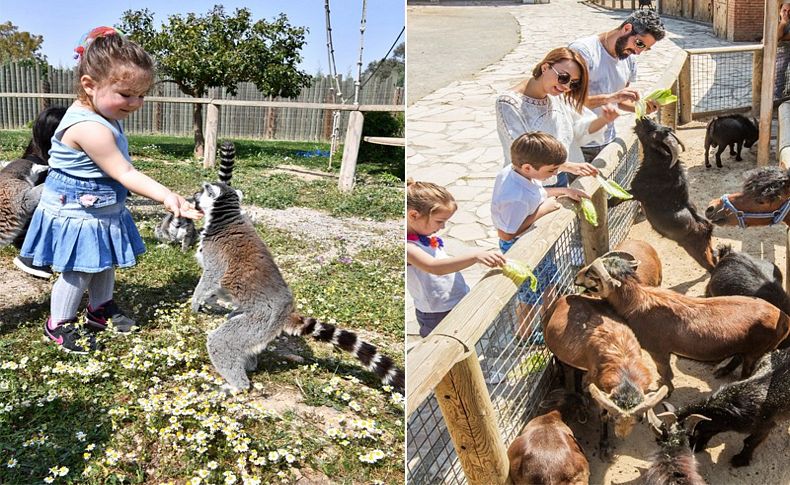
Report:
575,253,790,395
545,294,668,458
612,239,662,287
508,390,590,485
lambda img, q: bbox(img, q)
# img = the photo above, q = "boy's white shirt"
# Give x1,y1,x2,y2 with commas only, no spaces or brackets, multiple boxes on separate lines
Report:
491,165,547,234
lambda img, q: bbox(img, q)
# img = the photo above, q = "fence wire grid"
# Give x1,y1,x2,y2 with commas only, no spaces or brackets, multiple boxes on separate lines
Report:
690,50,754,115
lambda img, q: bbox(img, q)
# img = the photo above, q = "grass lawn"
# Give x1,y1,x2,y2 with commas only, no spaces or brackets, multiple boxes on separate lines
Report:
0,132,404,484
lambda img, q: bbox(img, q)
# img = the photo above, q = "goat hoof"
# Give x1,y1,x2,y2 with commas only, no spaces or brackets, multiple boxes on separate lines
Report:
736,156,743,161
598,446,612,462
731,453,751,468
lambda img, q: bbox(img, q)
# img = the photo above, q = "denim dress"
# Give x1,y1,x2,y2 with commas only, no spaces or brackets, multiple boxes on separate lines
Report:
19,107,145,273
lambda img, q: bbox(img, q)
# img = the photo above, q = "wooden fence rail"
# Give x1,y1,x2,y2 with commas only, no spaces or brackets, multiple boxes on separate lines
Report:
0,92,404,192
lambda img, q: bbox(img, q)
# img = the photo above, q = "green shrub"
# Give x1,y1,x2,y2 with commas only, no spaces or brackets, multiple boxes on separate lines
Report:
356,112,404,180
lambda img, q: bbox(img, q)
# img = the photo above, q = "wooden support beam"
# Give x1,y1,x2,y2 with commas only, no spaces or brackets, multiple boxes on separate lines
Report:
758,0,781,166
435,353,511,485
753,48,764,116
203,103,219,169
679,55,692,124
339,111,364,191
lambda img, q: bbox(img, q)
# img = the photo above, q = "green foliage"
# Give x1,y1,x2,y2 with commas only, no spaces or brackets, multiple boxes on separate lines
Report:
356,111,405,180
118,6,312,156
0,155,403,483
362,42,404,87
0,21,45,65
119,6,310,99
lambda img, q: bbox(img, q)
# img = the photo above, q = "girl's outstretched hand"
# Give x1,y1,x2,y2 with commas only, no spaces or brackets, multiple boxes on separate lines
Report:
474,249,506,268
164,192,203,220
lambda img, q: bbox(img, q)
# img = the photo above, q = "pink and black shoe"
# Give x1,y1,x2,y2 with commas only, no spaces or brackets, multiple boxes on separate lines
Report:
85,299,138,333
43,318,100,354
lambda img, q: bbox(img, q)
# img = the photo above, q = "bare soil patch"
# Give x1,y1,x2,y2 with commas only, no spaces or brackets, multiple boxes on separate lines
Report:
570,121,790,484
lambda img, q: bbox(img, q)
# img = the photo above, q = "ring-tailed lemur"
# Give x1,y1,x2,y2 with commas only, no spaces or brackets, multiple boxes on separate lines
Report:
191,166,404,392
154,141,236,251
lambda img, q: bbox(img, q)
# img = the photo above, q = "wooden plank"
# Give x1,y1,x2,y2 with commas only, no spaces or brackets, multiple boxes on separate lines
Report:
679,55,693,124
758,0,782,166
753,49,764,116
435,353,511,485
363,136,405,146
203,103,219,169
686,44,763,55
339,111,364,191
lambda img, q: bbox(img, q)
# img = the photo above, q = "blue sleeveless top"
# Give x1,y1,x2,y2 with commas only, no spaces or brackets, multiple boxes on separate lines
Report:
48,105,132,178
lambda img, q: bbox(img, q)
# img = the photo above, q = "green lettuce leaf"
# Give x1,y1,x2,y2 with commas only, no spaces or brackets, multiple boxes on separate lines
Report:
503,259,538,291
635,88,679,119
579,197,598,227
596,175,633,200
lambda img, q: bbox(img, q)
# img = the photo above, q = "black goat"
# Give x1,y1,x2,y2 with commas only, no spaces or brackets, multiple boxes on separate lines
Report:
632,117,716,270
706,244,790,314
677,348,790,468
644,404,709,485
639,0,654,9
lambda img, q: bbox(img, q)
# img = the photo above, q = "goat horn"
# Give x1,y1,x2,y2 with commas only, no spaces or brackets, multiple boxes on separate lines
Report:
589,259,620,288
683,413,712,434
631,385,669,416
587,383,622,415
602,250,636,262
666,132,685,167
647,408,664,437
662,401,677,414
656,411,678,426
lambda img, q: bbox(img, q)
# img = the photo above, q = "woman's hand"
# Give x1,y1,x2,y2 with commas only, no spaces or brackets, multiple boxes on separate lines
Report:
600,103,620,123
562,162,599,177
164,193,203,220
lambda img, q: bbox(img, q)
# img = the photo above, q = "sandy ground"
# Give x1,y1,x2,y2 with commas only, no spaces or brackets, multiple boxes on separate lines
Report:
569,121,790,484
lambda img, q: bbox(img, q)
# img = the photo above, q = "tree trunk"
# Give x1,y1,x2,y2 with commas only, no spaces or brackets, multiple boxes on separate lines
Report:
193,102,205,159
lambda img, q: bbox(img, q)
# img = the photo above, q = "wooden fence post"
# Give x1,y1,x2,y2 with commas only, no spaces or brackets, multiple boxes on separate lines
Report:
339,111,364,192
679,55,692,124
758,0,781,166
752,48,764,116
435,352,512,485
203,102,219,169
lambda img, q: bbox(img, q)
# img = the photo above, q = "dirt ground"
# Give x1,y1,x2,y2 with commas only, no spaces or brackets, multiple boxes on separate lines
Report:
569,121,790,484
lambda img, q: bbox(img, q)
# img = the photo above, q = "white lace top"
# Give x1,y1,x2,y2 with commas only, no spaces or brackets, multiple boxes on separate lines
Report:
495,91,604,184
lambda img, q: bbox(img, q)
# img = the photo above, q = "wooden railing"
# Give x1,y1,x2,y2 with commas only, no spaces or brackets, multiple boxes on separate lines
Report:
0,92,404,192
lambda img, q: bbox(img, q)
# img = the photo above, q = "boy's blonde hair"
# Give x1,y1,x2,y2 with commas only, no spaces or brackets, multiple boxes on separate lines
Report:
511,132,567,170
407,179,457,217
75,29,155,105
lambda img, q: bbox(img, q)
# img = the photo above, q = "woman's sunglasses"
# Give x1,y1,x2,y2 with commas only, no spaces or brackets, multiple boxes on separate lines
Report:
550,65,582,90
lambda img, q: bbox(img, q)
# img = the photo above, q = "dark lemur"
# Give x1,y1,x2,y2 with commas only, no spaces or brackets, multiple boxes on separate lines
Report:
154,141,236,251
192,181,405,393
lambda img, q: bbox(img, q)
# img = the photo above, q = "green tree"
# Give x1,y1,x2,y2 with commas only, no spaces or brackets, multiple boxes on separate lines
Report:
0,21,45,64
362,42,404,87
119,6,311,158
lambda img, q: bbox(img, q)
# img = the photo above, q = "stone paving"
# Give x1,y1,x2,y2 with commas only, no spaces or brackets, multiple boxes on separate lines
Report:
405,1,741,337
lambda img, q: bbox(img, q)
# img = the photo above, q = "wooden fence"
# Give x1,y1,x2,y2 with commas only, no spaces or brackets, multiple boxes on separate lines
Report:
0,61,403,142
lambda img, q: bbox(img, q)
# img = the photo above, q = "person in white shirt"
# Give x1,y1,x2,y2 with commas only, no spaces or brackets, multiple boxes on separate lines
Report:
496,47,617,187
406,180,505,337
570,10,666,163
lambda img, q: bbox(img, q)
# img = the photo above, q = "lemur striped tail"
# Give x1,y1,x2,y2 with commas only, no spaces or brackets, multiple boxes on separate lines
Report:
219,141,235,184
285,315,405,392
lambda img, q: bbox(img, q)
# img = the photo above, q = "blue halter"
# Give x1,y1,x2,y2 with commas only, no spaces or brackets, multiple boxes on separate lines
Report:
720,194,790,229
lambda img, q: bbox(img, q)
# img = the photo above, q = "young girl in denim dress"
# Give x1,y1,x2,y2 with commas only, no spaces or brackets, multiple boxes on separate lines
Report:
19,27,201,353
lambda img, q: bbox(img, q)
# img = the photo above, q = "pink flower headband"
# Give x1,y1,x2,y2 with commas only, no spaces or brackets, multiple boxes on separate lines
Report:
73,26,125,60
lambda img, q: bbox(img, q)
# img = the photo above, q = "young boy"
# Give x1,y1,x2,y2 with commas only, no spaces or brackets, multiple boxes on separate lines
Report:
491,131,593,345
492,131,590,253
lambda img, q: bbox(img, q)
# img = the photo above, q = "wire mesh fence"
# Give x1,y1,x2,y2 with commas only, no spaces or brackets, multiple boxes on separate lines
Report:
689,49,754,115
405,137,642,483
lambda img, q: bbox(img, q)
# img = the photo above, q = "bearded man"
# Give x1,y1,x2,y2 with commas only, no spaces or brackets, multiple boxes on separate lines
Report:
570,10,666,163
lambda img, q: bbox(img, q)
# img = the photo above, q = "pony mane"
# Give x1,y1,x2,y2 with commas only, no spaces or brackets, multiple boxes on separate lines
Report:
743,167,790,203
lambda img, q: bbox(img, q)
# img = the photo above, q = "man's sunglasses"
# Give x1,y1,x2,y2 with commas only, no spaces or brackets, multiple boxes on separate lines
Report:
550,65,582,90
